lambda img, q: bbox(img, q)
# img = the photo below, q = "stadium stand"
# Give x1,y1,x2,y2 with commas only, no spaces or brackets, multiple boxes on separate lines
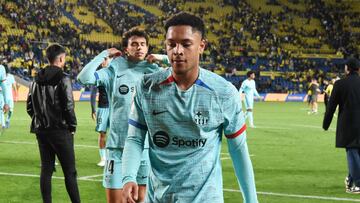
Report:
0,0,359,92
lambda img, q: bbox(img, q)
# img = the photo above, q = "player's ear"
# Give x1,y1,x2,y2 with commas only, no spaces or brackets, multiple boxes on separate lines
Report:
199,38,206,54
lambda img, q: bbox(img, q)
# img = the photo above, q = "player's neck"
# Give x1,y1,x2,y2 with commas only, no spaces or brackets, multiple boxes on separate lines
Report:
172,67,199,91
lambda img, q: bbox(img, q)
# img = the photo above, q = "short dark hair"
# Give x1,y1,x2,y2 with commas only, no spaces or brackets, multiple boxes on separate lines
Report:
122,27,149,48
247,71,255,77
46,44,66,64
346,57,360,72
164,12,205,39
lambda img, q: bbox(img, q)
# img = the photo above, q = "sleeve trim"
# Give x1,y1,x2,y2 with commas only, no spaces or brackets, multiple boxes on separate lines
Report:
94,72,99,81
225,124,246,139
128,119,148,130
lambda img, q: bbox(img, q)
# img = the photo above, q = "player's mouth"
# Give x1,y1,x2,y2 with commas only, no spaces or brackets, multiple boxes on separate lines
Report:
172,59,186,64
135,52,144,57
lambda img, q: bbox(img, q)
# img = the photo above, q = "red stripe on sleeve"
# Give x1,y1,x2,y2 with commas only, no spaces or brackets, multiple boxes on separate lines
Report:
225,124,246,139
160,75,175,85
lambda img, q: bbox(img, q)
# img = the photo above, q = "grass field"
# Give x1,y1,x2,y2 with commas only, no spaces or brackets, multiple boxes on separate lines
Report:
0,101,359,203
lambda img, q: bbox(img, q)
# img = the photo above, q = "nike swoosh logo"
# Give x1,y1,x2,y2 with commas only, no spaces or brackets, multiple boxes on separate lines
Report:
117,74,125,78
152,110,167,115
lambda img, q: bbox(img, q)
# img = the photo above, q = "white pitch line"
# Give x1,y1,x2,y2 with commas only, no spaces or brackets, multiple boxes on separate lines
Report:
0,172,358,202
78,174,103,180
253,126,292,130
223,188,360,202
0,141,97,148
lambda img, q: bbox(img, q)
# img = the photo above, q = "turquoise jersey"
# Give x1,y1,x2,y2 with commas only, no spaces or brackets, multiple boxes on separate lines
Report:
77,50,167,149
5,74,15,101
0,65,10,105
239,79,259,109
123,68,258,203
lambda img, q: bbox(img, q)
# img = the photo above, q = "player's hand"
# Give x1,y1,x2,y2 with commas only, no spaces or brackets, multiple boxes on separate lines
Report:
107,48,122,58
91,112,96,120
146,54,158,63
101,57,110,67
122,182,139,203
3,104,9,113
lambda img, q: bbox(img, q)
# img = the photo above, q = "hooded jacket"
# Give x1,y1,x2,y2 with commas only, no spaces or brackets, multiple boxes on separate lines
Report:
27,65,76,134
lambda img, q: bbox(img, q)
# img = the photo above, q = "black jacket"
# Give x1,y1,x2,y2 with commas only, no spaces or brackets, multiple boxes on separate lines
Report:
27,65,77,134
323,72,360,148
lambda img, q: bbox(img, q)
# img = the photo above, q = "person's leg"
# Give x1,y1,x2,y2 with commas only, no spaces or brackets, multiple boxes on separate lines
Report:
103,149,123,203
313,101,318,113
98,132,106,166
106,189,123,203
36,133,56,203
346,148,360,192
351,149,360,187
5,110,12,128
51,131,80,203
5,101,14,128
245,97,255,127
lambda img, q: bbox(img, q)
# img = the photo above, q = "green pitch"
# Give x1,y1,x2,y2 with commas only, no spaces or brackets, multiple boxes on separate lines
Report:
0,102,359,203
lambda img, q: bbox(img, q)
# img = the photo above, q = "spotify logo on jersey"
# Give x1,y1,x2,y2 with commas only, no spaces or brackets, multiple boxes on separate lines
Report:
153,131,170,148
119,84,129,95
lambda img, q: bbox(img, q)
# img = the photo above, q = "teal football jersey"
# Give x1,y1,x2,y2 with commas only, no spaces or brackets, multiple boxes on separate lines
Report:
0,65,10,104
123,68,257,202
240,79,260,103
78,50,166,148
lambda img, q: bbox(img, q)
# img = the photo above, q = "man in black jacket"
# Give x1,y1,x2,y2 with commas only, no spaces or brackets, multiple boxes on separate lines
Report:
27,44,80,202
323,57,360,194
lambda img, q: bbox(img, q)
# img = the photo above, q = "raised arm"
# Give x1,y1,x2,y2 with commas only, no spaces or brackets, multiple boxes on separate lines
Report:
77,48,120,85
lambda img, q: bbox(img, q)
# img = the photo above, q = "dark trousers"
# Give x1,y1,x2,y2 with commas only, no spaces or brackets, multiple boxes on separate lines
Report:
346,148,360,187
36,131,80,203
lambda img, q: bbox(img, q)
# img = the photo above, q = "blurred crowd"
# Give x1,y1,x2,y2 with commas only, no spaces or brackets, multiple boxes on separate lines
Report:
0,0,358,93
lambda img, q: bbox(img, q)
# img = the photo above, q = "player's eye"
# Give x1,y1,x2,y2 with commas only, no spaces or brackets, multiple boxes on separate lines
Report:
167,42,176,48
182,43,192,48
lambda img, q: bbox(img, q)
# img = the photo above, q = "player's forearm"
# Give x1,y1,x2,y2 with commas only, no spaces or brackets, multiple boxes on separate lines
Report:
253,89,260,98
90,88,97,113
77,50,109,85
228,134,258,203
122,128,145,185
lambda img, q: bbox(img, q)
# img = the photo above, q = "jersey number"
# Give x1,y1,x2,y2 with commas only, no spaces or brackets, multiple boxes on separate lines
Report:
106,160,114,174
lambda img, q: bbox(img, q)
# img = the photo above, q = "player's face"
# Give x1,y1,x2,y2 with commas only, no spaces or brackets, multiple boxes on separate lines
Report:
166,25,205,75
250,73,255,79
125,36,148,61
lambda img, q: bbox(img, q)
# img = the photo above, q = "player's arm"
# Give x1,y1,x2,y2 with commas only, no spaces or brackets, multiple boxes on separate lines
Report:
323,82,340,130
223,86,258,203
122,83,147,203
253,84,260,98
238,81,246,101
12,80,18,102
77,48,120,85
90,86,97,120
